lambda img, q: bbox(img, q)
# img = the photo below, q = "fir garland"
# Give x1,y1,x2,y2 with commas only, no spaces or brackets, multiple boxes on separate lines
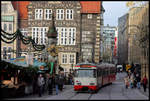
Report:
1,29,46,51
1,31,17,40
1,35,17,44
1,29,17,36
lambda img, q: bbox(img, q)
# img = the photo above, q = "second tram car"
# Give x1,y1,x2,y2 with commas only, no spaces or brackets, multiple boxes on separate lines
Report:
73,62,116,93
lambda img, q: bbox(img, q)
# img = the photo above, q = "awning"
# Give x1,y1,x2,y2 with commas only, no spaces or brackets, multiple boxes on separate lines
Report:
2,56,46,68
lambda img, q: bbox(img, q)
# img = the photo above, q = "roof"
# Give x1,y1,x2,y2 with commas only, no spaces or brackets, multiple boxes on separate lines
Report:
11,1,101,19
80,1,101,13
11,1,30,19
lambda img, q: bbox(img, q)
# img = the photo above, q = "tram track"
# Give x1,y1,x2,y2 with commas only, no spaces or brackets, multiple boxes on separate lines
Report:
68,91,93,100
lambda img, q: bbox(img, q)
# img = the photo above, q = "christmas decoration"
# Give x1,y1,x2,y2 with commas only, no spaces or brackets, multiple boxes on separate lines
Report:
1,29,45,51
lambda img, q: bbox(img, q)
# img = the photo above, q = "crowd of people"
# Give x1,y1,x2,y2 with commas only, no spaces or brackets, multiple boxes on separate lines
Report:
35,71,74,97
124,70,148,92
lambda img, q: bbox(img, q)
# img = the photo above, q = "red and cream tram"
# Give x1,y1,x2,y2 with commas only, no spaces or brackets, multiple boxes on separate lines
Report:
73,62,116,93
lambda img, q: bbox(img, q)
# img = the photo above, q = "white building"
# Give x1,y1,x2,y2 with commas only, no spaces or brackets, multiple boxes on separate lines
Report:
102,24,118,63
1,1,18,60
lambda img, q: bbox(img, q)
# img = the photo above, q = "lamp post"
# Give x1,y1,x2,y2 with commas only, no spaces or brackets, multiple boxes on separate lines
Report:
46,14,58,74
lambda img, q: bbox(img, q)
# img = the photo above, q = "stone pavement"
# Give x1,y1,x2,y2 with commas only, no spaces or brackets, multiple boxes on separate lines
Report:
139,87,149,97
4,85,73,100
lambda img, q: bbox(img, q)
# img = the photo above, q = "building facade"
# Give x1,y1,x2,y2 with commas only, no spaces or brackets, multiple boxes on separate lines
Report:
27,1,82,74
12,1,30,58
8,1,103,74
118,13,129,65
102,24,117,63
80,1,103,63
128,3,149,82
1,1,18,60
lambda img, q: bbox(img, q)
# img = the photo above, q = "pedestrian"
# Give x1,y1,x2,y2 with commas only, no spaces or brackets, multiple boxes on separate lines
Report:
68,73,73,85
127,70,131,79
58,72,64,91
133,75,137,88
54,74,59,95
124,76,129,89
142,75,148,92
129,74,134,89
37,74,45,97
136,74,141,89
48,74,53,95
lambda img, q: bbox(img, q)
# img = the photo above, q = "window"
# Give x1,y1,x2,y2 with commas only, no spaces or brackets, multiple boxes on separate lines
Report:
75,69,96,78
61,53,76,64
9,24,12,31
57,27,76,45
69,54,74,64
62,54,67,64
44,9,52,20
32,27,48,44
21,28,28,37
66,9,73,20
68,28,75,45
56,28,59,45
56,9,64,20
8,47,12,53
87,14,92,19
35,9,43,20
7,47,12,59
3,47,7,59
4,23,7,31
1,4,8,13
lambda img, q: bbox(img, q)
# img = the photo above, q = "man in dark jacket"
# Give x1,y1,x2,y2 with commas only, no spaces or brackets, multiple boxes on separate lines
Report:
58,73,64,91
142,75,148,92
37,74,45,97
55,74,59,95
48,74,53,95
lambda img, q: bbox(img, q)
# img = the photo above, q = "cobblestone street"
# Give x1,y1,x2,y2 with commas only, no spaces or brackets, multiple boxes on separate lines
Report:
5,72,149,100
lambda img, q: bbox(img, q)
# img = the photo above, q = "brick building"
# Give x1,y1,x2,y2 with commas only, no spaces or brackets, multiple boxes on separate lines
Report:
80,1,102,63
12,1,30,57
10,1,104,74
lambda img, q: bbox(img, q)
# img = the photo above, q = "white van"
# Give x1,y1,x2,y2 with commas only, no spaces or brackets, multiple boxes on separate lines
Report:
117,65,123,72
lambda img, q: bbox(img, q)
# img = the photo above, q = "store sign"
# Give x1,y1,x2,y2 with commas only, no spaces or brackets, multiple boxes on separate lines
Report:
1,16,14,22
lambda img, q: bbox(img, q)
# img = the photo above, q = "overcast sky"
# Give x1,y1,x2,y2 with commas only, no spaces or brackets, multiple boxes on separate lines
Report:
103,1,129,27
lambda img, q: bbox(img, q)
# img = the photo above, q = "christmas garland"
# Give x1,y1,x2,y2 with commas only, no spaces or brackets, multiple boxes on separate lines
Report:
1,29,17,36
1,31,17,40
1,29,46,51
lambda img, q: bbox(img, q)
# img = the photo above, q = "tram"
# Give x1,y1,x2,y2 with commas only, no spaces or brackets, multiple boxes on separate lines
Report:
73,62,116,93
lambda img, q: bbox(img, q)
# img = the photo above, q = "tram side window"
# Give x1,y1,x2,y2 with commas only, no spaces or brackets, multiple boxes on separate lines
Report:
97,69,102,76
112,69,115,74
110,69,113,74
99,70,102,76
102,70,106,76
106,70,108,75
97,70,99,76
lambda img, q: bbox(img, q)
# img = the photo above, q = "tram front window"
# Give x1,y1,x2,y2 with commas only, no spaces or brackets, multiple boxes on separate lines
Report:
75,69,96,78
